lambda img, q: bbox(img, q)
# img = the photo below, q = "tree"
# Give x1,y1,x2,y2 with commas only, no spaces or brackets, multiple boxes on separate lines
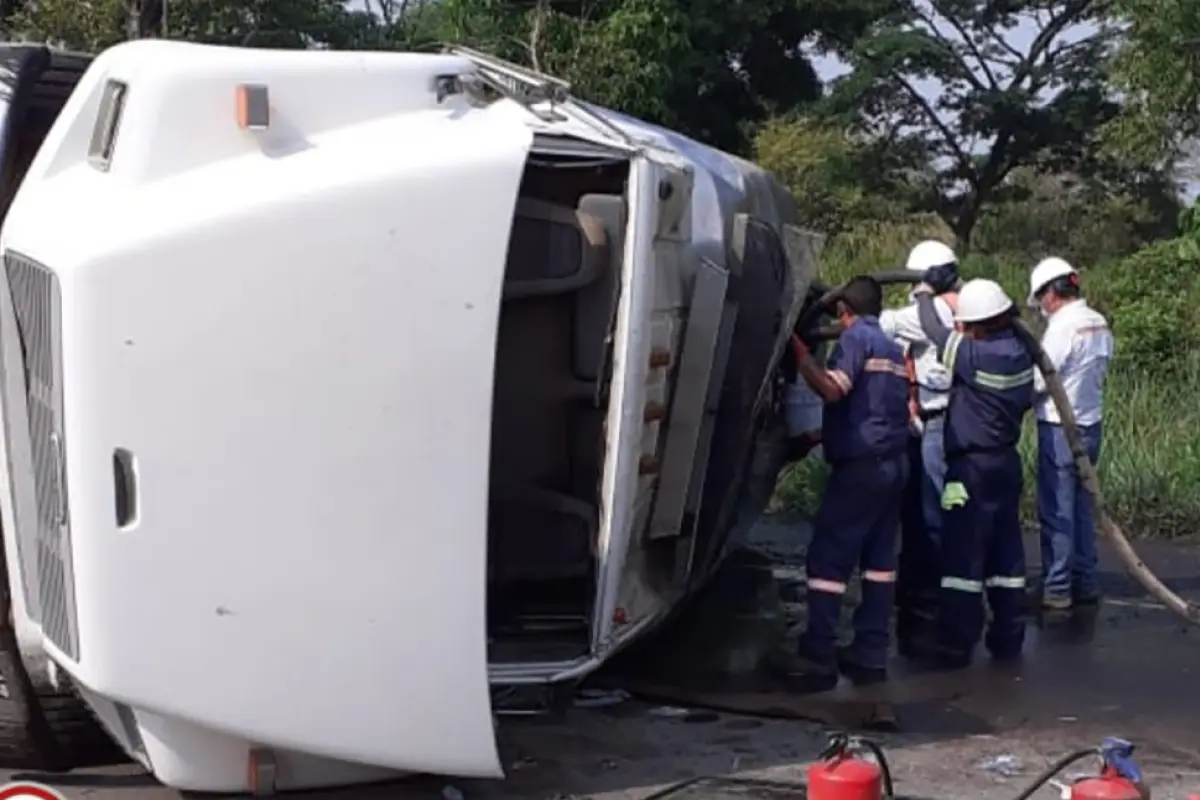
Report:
1107,0,1200,164
822,0,1120,251
6,0,388,52
754,116,920,236
435,0,896,153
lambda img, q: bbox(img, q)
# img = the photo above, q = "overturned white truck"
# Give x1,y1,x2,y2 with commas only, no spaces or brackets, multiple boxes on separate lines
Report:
0,39,823,791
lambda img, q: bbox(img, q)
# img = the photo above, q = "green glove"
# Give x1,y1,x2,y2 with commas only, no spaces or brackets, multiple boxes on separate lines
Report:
941,481,970,510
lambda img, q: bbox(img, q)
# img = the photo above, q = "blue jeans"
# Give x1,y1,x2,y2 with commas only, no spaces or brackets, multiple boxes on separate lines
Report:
1037,421,1103,599
920,415,947,545
898,415,947,609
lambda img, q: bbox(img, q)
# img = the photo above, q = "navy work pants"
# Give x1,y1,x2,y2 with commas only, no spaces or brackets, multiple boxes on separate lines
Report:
936,448,1027,660
799,452,909,669
897,414,946,618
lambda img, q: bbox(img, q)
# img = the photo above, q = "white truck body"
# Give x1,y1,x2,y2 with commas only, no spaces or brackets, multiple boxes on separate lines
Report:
0,40,820,792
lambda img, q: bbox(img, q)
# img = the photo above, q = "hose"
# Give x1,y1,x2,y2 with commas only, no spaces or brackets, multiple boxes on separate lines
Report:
1007,748,1098,800
796,271,1200,626
1012,318,1200,624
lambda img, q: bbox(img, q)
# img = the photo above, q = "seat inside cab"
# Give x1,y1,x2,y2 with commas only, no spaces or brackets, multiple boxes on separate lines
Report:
486,154,628,666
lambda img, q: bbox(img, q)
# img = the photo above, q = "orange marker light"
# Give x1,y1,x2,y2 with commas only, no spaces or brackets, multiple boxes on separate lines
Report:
236,84,270,130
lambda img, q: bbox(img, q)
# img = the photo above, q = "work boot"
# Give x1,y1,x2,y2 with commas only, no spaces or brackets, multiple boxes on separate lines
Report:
1072,585,1101,607
1041,593,1073,612
772,647,838,695
902,639,972,672
835,646,887,687
896,605,937,659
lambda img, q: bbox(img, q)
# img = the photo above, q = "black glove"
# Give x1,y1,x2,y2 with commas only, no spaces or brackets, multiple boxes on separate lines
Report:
924,263,959,294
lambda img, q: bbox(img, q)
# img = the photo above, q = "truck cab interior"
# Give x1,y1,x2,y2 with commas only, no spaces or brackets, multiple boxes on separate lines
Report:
486,154,628,668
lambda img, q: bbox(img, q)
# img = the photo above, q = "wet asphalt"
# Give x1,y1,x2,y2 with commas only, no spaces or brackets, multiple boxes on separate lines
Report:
6,517,1200,799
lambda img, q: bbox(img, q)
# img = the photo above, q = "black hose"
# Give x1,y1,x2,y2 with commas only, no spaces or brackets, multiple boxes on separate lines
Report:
793,270,1200,626
1008,749,1097,800
794,270,926,335
859,736,897,798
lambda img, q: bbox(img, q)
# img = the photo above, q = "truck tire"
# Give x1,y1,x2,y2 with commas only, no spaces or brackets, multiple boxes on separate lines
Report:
0,611,123,771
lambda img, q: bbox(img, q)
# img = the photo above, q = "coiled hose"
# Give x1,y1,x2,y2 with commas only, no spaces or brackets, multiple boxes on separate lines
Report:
799,270,1200,625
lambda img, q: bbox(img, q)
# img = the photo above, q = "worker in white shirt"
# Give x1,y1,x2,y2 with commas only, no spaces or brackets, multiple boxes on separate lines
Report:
879,240,960,653
1028,257,1114,611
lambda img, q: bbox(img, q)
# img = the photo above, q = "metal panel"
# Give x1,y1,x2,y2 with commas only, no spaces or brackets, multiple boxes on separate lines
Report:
4,250,79,660
647,258,728,540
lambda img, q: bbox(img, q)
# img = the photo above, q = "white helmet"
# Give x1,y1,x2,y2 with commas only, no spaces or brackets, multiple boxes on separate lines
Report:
955,279,1014,323
906,240,958,272
1028,257,1077,306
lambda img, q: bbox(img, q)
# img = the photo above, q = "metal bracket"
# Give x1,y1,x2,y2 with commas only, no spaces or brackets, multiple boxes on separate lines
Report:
647,258,729,540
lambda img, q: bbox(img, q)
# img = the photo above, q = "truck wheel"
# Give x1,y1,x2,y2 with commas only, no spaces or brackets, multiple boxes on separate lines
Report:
0,623,123,770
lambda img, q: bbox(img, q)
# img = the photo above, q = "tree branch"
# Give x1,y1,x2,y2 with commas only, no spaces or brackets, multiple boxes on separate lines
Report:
529,0,548,71
892,72,977,185
1010,0,1095,89
928,1,999,89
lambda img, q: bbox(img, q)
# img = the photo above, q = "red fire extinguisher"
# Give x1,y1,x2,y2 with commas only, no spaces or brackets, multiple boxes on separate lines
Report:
806,732,892,800
1070,738,1150,800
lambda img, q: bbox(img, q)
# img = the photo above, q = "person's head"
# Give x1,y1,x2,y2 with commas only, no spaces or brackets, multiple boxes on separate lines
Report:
836,275,884,323
955,279,1015,339
906,240,959,276
1028,257,1080,317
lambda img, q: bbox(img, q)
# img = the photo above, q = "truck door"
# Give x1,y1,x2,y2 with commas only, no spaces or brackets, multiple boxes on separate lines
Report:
591,156,660,652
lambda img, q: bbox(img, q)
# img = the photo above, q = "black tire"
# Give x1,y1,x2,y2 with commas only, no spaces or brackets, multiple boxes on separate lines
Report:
0,610,124,772
37,675,126,769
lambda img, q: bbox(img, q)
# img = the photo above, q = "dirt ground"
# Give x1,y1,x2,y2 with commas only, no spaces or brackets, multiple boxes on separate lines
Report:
6,519,1200,799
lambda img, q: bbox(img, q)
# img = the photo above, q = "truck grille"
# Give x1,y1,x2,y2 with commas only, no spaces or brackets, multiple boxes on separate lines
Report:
3,251,79,661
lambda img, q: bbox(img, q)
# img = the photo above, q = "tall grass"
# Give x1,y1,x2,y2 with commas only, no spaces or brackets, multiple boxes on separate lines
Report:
772,229,1200,538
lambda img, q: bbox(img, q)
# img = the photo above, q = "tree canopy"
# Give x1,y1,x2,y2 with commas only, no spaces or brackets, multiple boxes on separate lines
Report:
0,0,1192,263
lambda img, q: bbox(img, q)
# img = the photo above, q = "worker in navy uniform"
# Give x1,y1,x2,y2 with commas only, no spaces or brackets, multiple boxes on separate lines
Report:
779,276,911,693
879,240,960,654
911,276,1035,667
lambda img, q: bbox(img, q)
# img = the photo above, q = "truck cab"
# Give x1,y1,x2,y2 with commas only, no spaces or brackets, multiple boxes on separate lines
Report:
0,40,820,791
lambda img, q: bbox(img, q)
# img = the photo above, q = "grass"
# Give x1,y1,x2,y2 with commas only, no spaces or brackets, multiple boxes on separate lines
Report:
771,226,1200,539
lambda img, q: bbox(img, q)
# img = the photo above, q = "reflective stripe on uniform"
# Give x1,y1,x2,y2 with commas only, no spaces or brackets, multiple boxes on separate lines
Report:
942,331,963,372
865,358,908,378
808,578,848,594
941,576,983,593
985,575,1026,589
827,369,852,394
863,570,897,583
974,367,1035,391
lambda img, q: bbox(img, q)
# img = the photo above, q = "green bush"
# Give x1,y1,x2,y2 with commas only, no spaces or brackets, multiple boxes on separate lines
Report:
774,225,1200,538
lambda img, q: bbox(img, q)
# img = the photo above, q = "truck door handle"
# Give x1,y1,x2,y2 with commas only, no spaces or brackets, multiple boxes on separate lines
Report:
112,447,138,529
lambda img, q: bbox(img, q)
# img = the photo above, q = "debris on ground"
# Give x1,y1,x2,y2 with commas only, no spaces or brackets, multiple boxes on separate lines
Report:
648,706,693,718
978,754,1024,777
573,688,630,708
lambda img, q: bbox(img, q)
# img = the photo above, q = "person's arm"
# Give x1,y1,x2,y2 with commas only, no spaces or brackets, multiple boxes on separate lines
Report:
914,287,952,349
879,304,928,345
914,287,974,379
795,333,864,404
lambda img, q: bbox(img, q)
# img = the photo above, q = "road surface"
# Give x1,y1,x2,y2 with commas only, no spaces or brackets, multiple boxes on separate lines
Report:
5,519,1200,799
